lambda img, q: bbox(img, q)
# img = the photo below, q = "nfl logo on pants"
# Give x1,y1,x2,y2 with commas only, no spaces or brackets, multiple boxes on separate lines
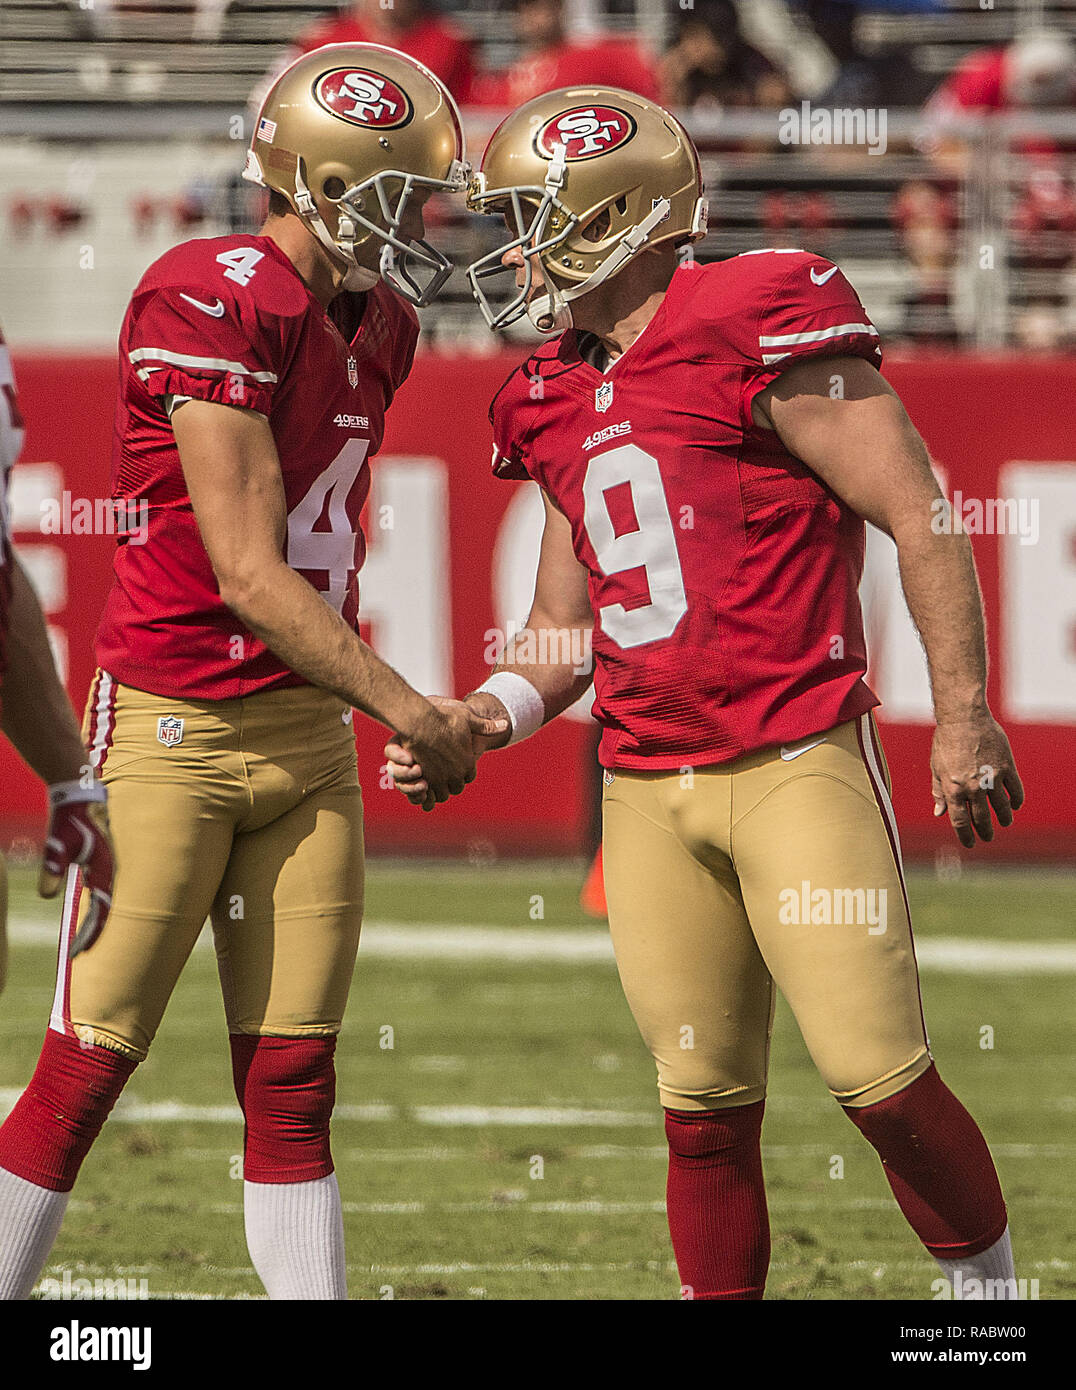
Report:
157,715,184,747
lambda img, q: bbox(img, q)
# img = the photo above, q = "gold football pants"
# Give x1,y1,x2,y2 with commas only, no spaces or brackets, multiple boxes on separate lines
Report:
57,675,364,1061
601,714,931,1111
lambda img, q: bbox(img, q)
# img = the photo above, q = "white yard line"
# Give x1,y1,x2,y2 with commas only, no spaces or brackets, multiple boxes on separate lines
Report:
3,1088,1073,1141
64,1192,1073,1223
35,1254,1071,1291
9,918,1076,972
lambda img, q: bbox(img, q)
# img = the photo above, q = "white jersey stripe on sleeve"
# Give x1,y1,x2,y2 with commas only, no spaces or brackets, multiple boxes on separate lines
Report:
759,321,880,350
128,347,278,383
760,319,881,365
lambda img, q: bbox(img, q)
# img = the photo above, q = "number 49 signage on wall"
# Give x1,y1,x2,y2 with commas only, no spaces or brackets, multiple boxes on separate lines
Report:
2,349,1074,856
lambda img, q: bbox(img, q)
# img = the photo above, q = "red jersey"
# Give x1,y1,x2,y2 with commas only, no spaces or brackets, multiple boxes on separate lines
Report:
0,325,24,688
490,250,882,770
473,37,659,107
96,234,418,699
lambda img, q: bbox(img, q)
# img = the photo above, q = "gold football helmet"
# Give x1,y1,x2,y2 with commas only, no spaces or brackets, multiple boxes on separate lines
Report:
244,42,469,305
466,87,707,332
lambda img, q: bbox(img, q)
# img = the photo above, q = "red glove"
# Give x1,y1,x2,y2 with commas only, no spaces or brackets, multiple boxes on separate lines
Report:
40,781,115,956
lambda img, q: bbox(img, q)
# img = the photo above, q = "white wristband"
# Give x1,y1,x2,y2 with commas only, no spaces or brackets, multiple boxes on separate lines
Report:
48,779,106,807
475,672,545,746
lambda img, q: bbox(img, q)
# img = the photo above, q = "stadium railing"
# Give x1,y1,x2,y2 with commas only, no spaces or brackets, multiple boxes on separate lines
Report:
1,104,1073,351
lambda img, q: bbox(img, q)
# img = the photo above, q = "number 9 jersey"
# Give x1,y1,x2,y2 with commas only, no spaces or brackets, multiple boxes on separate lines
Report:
96,233,418,698
490,249,884,771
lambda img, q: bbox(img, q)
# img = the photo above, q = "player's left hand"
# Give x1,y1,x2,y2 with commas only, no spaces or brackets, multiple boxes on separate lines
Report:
386,743,428,808
39,781,116,954
930,712,1025,848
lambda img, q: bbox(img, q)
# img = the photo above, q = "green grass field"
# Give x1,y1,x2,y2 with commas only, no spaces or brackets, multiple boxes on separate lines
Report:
1,860,1072,1301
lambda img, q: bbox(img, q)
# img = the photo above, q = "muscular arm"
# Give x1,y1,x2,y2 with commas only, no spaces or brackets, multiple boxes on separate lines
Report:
753,354,1024,844
171,399,493,798
387,488,595,807
1,554,87,784
479,487,595,727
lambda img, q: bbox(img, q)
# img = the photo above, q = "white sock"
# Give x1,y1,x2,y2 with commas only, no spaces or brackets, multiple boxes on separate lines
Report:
0,1166,70,1300
244,1172,347,1299
934,1226,1017,1299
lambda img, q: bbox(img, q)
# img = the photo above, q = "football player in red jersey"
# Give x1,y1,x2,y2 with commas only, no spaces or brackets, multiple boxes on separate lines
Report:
0,324,115,999
388,87,1026,1300
0,47,506,1302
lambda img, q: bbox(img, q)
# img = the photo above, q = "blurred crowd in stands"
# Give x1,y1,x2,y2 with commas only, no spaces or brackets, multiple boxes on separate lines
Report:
12,0,1072,348
264,0,1076,121
256,0,1076,348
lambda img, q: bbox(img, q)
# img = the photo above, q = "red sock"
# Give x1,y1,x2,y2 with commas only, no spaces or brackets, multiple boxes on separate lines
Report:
664,1101,770,1300
843,1064,1007,1258
0,1030,136,1191
231,1034,337,1184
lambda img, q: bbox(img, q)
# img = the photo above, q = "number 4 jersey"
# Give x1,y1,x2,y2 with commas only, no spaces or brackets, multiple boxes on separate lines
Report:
490,249,883,771
96,233,418,698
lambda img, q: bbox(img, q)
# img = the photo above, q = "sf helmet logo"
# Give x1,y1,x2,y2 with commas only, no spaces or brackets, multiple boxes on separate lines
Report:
536,106,637,161
314,68,414,129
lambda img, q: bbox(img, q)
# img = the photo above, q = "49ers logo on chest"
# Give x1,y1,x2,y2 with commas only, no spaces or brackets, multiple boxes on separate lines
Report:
535,106,637,161
314,68,414,130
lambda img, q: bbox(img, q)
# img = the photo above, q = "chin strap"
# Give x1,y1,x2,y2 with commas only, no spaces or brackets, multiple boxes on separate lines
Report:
293,159,457,306
527,196,673,334
293,161,356,266
545,143,568,197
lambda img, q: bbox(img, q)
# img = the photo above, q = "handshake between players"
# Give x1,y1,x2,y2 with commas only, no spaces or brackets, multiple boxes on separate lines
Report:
386,688,1024,850
387,690,513,811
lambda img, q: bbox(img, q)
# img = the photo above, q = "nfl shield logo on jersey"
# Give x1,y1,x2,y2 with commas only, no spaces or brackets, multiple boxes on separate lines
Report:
347,356,358,389
595,381,614,414
156,715,184,748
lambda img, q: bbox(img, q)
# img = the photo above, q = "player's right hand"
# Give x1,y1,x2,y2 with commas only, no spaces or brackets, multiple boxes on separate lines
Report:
39,781,115,955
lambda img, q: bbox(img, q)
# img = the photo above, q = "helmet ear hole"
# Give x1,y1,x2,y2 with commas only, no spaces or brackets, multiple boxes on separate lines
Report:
583,207,612,244
323,176,347,200
615,195,627,215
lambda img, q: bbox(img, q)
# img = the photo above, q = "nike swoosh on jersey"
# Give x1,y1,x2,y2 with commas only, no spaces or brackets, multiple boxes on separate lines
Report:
809,265,839,286
179,293,226,318
780,738,827,761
